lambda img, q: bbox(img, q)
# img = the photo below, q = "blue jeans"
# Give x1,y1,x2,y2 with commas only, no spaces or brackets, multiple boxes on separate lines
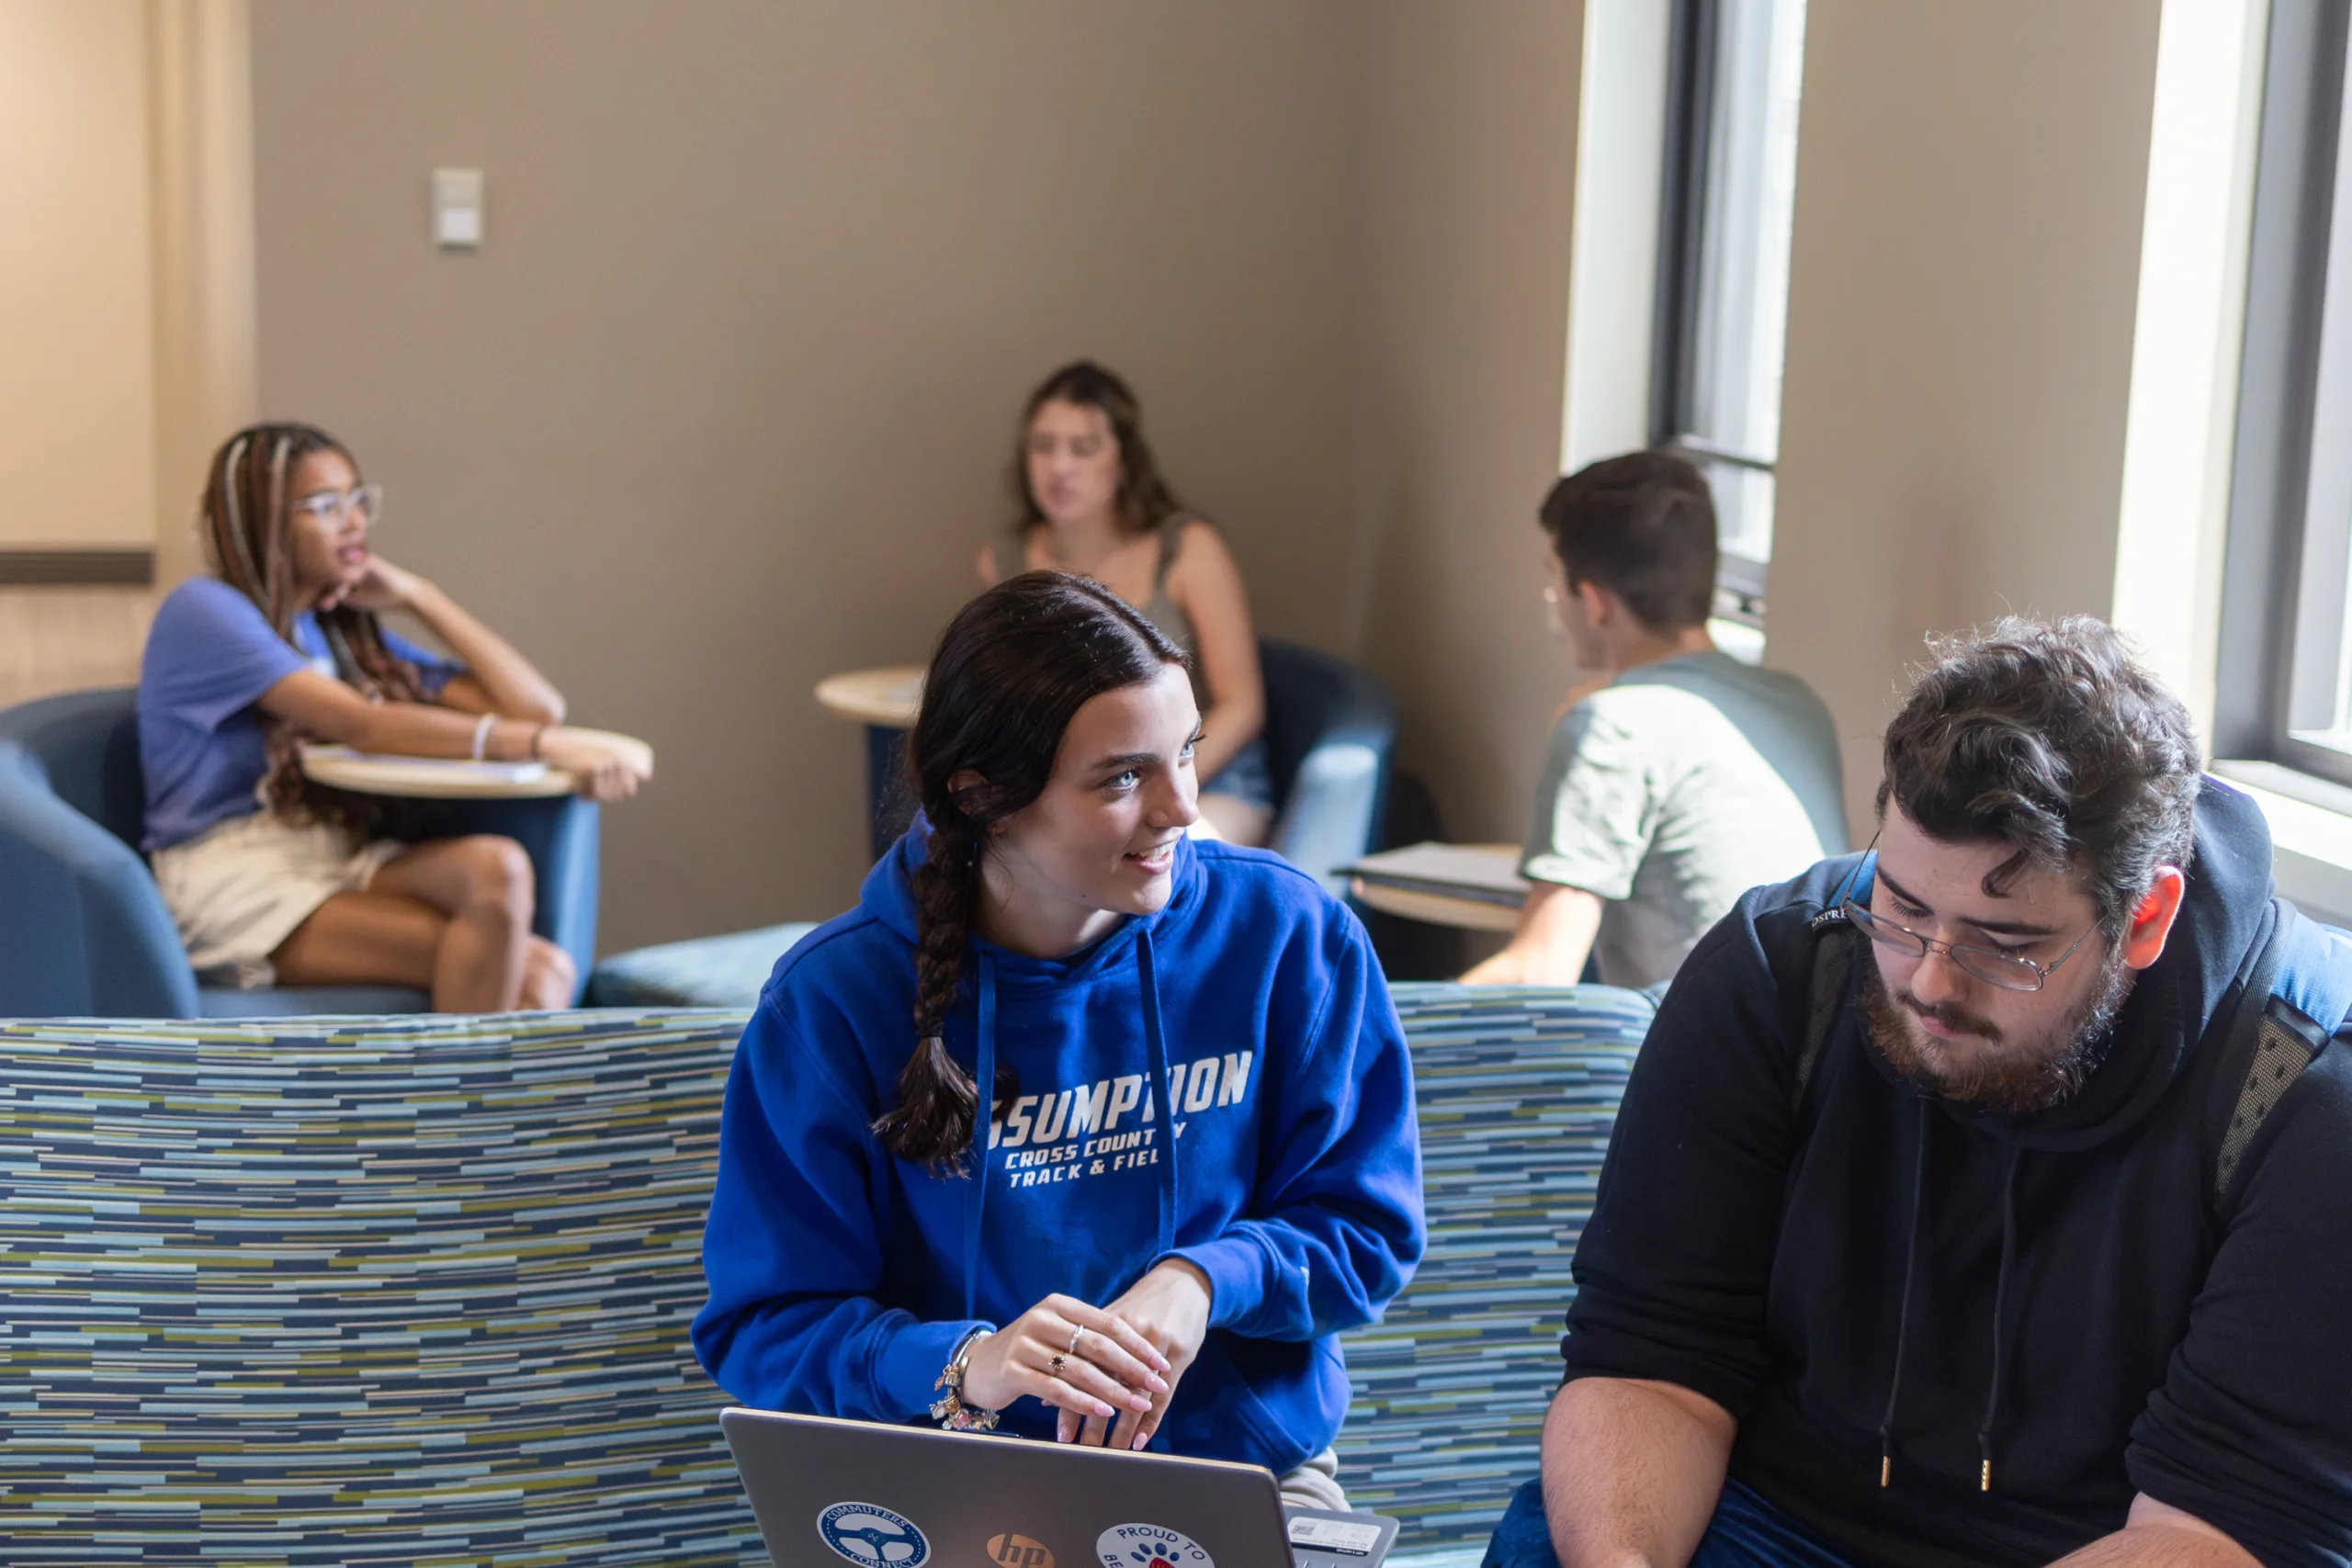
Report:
1483,1476,1856,1568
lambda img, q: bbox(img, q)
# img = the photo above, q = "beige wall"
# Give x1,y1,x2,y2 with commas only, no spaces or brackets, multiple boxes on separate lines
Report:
240,0,2189,954
1768,0,2167,831
0,0,159,551
1349,0,1588,852
0,0,257,714
249,0,1366,950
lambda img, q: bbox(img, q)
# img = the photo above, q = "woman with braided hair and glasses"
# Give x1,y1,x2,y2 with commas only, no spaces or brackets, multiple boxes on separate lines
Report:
136,422,647,1010
693,571,1423,1507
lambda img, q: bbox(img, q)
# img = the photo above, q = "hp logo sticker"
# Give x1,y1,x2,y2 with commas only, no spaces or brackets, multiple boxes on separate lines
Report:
817,1501,932,1566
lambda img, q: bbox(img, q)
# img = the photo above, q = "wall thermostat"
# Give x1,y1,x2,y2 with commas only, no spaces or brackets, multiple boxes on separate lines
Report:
432,167,484,250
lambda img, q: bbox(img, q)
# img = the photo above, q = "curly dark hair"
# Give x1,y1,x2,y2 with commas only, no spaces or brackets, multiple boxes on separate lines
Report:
1877,616,2200,929
874,570,1188,1171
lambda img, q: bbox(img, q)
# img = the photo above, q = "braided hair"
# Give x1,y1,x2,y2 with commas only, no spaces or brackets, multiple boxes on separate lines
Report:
198,423,434,822
873,571,1187,1169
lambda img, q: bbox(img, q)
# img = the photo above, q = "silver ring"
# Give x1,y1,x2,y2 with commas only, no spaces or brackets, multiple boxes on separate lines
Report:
1067,1325,1084,1357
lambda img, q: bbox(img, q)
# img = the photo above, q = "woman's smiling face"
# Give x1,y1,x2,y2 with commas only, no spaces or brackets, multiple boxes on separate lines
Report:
974,664,1202,951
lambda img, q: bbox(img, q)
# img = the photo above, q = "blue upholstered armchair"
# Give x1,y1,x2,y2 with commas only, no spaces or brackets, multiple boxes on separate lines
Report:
0,687,600,1018
1260,639,1398,892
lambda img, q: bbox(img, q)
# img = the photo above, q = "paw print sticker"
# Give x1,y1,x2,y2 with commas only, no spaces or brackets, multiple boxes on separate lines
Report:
1096,1525,1212,1568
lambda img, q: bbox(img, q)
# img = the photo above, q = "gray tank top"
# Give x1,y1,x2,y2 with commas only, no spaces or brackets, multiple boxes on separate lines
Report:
991,517,1198,659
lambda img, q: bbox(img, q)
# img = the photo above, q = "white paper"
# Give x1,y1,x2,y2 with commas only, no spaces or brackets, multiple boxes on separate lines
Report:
1285,1517,1384,1556
1342,841,1529,897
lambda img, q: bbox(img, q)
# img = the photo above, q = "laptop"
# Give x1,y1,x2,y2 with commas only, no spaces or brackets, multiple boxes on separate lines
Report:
721,1407,1401,1568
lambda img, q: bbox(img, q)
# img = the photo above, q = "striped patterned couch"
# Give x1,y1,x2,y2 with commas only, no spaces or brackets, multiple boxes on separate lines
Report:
0,985,1650,1567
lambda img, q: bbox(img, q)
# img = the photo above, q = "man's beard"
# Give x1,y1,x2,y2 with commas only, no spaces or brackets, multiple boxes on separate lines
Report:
1859,942,2135,1114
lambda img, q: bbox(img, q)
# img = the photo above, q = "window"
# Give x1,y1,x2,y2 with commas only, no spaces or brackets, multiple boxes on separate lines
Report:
2216,0,2352,784
1650,0,1809,637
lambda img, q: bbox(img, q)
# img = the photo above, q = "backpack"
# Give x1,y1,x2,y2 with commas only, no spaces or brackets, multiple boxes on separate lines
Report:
1796,861,2352,1212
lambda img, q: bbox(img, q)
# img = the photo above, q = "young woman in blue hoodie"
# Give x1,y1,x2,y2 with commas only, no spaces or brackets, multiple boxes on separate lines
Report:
693,572,1424,1506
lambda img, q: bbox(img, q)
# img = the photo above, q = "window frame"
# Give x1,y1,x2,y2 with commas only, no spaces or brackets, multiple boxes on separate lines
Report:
2216,0,2352,782
1647,0,1799,634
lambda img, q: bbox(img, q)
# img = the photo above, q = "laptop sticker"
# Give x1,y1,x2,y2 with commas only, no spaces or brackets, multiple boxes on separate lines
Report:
1096,1523,1213,1568
817,1501,932,1566
988,1533,1056,1568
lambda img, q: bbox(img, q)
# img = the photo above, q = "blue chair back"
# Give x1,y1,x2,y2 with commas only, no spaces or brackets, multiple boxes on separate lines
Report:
0,686,149,846
1340,982,1656,1552
0,1009,763,1565
1260,639,1398,892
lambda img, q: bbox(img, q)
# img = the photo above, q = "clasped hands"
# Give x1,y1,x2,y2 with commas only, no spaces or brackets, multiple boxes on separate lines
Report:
958,1258,1213,1450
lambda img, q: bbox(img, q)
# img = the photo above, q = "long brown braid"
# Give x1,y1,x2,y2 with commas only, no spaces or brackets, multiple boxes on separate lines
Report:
198,423,434,822
873,571,1188,1170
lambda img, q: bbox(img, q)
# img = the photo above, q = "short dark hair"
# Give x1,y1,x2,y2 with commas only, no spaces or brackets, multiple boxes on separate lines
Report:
1877,616,2200,928
1536,451,1718,632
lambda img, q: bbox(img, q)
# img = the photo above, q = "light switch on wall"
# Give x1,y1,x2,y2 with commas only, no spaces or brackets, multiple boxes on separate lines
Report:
432,168,484,249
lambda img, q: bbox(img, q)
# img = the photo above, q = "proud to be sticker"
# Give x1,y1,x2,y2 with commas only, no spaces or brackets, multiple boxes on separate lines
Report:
1096,1523,1214,1568
817,1501,931,1566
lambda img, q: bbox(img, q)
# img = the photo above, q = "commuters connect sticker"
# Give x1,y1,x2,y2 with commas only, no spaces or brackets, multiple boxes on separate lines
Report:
817,1502,931,1566
1096,1524,1213,1568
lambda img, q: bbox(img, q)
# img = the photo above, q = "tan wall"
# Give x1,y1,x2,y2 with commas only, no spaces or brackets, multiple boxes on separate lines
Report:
0,0,159,551
1350,0,1587,847
1768,0,2166,830
0,1,257,715
248,0,1366,951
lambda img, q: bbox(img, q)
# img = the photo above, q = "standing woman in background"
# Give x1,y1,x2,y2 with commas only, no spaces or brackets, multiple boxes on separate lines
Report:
978,361,1273,844
137,422,647,1010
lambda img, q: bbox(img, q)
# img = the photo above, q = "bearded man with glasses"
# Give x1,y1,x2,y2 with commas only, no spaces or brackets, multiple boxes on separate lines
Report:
1484,617,2352,1568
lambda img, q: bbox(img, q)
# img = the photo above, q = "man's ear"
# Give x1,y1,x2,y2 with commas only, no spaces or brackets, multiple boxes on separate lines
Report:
2120,866,2188,972
1575,579,1616,630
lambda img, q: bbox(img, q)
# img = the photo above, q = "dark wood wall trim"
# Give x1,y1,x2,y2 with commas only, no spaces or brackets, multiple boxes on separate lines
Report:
0,549,156,586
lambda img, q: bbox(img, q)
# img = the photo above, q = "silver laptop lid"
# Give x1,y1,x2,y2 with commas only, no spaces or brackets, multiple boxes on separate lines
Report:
721,1406,1369,1568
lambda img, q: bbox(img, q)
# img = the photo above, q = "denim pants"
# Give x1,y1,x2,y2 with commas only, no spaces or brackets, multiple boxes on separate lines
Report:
1483,1475,1857,1568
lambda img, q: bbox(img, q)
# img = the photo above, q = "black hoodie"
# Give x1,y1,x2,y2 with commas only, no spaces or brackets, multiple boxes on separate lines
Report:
1559,780,2352,1566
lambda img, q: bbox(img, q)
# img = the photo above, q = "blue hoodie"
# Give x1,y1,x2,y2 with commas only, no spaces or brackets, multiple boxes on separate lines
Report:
692,821,1425,1473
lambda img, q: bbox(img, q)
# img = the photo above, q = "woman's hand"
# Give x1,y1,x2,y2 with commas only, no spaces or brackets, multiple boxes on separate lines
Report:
959,1294,1171,1427
537,728,650,802
322,554,427,614
1068,1259,1214,1450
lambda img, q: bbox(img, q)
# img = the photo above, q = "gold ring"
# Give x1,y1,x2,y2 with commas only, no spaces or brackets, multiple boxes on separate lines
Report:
1049,1354,1068,1373
1067,1325,1084,1356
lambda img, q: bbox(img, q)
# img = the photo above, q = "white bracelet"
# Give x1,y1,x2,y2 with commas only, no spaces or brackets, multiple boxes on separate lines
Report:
469,712,497,761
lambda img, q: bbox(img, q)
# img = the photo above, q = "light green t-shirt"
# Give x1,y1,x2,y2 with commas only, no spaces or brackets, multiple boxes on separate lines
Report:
1521,650,1848,988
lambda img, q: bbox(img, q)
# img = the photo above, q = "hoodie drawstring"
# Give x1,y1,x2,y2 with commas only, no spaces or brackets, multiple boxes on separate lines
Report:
962,951,1000,1322
1978,1145,2021,1494
1877,1102,2023,1497
1879,1097,1930,1487
1135,928,1180,1260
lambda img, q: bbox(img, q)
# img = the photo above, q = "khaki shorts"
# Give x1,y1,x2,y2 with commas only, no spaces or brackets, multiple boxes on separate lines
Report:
151,810,406,990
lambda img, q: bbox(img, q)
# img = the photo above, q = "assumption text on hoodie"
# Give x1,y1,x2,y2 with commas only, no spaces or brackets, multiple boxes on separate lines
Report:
692,823,1426,1475
1560,779,2352,1567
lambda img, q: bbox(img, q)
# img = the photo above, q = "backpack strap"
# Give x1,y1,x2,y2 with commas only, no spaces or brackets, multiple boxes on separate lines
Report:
1795,853,1876,1116
2214,900,2352,1204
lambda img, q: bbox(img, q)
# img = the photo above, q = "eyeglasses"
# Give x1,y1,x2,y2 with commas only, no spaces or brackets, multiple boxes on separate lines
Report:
293,484,383,529
1831,838,2103,993
1840,900,2101,992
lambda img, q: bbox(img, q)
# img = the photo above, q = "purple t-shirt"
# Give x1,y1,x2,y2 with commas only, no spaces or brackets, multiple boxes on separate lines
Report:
138,577,464,852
